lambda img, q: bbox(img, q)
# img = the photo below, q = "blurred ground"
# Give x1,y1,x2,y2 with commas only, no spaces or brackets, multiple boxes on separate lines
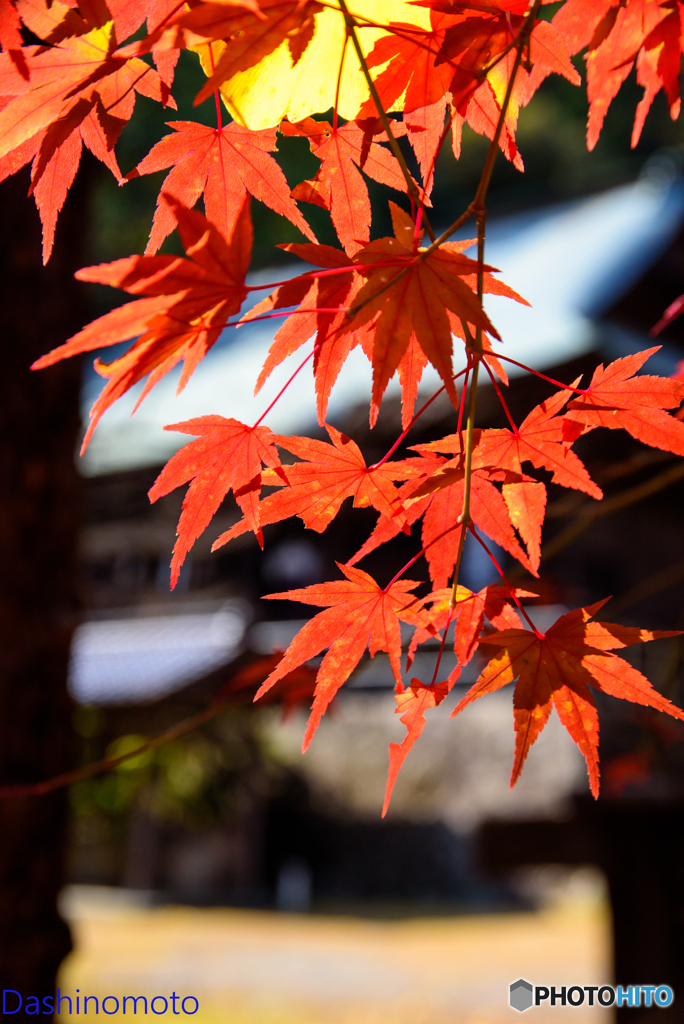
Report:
58,877,611,1023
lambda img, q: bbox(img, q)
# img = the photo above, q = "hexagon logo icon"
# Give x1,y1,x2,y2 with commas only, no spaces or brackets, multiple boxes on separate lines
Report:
510,979,534,1012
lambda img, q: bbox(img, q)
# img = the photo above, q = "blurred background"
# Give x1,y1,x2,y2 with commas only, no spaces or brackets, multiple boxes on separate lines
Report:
3,41,684,1024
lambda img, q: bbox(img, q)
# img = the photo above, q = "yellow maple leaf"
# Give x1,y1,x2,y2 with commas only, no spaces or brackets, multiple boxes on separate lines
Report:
196,0,430,129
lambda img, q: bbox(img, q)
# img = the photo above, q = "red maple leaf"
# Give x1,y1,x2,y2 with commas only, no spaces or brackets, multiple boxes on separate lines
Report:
418,382,603,499
341,203,502,420
564,348,684,456
148,416,284,588
255,564,433,749
382,582,535,817
407,582,531,669
362,6,577,137
550,0,681,149
0,0,22,55
0,14,174,260
452,601,684,797
282,116,413,255
406,460,537,582
31,194,252,446
211,424,418,549
359,13,458,119
244,229,525,428
244,241,367,424
383,677,452,816
128,119,315,255
349,453,535,585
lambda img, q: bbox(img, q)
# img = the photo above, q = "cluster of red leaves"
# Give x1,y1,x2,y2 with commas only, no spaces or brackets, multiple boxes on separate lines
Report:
548,0,684,149
7,0,684,810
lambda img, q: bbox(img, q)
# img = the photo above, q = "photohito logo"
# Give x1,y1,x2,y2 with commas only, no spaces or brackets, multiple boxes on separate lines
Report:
509,981,674,1012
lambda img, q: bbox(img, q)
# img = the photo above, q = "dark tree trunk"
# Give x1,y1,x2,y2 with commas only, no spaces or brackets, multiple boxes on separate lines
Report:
0,167,87,1015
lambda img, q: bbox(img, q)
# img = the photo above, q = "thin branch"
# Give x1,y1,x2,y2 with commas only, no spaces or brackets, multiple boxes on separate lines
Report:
0,701,228,800
606,558,684,619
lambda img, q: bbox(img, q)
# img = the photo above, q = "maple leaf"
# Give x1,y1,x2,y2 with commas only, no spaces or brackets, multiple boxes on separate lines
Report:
128,119,315,255
254,563,432,750
211,424,418,549
359,5,577,178
241,240,371,425
31,194,252,446
382,582,536,816
407,583,531,670
244,227,525,429
358,12,526,171
148,416,283,588
452,600,684,797
182,0,430,130
0,18,174,260
359,13,458,119
282,116,413,255
440,8,579,113
409,463,537,583
0,0,22,61
417,381,603,499
501,479,546,575
551,0,681,149
383,677,451,816
349,454,535,585
564,348,684,456
124,0,322,103
340,202,503,419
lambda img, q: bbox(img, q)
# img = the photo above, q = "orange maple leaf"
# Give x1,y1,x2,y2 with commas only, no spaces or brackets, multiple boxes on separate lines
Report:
417,382,603,499
212,424,418,549
32,194,252,447
407,582,532,669
550,0,681,149
148,416,284,588
128,119,315,254
452,600,684,797
385,582,535,815
255,564,433,749
282,116,413,255
0,18,173,259
564,348,684,456
383,677,452,816
348,454,535,585
501,479,546,574
340,203,507,419
245,229,524,428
